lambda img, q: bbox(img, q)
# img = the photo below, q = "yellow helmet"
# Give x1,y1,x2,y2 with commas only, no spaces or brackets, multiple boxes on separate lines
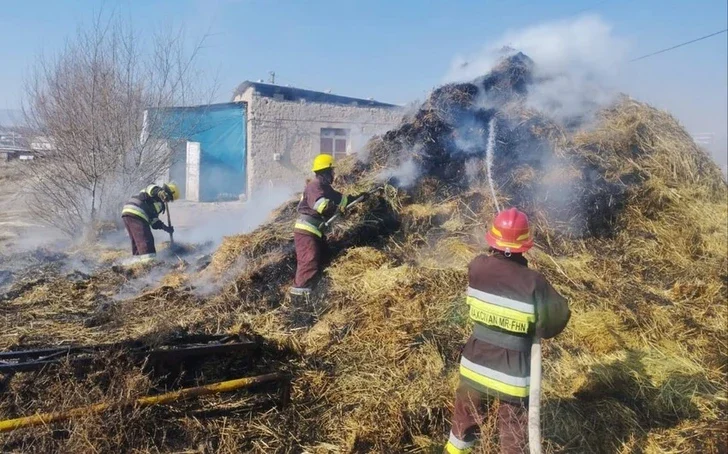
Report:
312,154,335,173
164,182,180,201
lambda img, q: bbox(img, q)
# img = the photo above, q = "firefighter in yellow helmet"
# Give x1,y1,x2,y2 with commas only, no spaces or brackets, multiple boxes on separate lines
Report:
290,154,368,295
120,182,179,262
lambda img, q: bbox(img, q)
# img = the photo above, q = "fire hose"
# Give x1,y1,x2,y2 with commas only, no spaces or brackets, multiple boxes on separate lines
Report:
0,373,283,433
528,338,542,454
323,186,382,229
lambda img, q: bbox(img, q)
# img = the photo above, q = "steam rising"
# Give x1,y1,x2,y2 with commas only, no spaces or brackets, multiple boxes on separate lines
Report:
180,186,296,247
446,15,629,121
377,156,421,188
364,16,634,236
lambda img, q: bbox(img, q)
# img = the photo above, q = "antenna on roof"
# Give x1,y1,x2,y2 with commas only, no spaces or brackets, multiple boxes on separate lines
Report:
268,71,276,84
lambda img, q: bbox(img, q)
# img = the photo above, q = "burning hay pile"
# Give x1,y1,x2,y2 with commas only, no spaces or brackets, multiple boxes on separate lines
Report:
1,53,726,453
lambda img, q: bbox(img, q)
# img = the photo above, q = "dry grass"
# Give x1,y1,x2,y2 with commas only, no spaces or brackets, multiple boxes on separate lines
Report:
0,93,726,454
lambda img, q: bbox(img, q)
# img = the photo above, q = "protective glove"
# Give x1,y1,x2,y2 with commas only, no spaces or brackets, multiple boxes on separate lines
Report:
164,225,175,234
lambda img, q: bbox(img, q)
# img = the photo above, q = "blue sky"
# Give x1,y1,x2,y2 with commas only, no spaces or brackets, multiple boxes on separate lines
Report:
1,0,726,162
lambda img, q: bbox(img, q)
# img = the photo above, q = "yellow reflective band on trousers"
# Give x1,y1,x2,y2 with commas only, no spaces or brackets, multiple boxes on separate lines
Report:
294,220,322,238
459,357,530,398
446,431,474,454
134,253,156,264
122,205,150,223
445,441,473,454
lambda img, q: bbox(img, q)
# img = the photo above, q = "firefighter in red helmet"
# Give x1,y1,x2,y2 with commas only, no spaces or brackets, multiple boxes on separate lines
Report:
445,208,571,454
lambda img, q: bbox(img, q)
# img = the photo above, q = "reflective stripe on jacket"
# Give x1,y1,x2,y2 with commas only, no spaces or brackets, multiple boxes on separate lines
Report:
459,254,570,402
121,204,151,223
143,184,158,197
294,216,324,238
121,186,165,226
294,174,349,238
467,287,536,334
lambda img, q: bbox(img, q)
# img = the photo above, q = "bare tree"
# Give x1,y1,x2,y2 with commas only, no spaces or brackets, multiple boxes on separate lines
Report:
21,12,215,236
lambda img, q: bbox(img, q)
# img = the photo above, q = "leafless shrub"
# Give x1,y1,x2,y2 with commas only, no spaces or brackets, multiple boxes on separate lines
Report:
21,12,215,237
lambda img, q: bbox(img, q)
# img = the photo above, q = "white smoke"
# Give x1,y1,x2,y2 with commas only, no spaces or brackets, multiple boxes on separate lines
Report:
452,115,488,155
378,157,420,188
464,158,482,184
173,185,296,247
445,15,629,122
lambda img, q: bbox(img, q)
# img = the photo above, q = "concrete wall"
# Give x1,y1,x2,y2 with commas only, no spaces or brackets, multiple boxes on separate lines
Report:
235,88,401,196
185,141,201,202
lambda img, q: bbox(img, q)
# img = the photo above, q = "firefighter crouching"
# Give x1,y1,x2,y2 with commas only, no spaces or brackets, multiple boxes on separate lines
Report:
445,208,571,454
291,154,369,296
121,183,179,262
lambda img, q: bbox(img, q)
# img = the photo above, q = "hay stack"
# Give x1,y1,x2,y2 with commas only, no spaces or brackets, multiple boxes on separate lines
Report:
1,53,726,453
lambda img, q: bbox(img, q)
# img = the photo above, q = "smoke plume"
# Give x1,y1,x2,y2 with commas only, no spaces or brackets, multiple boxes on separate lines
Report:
445,15,629,122
178,186,296,248
377,156,421,188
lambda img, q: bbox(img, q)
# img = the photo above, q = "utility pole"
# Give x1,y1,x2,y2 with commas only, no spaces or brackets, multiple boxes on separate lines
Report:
268,71,276,84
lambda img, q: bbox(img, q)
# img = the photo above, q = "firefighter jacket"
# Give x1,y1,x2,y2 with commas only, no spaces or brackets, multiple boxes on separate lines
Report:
121,185,167,229
459,253,570,403
294,174,349,238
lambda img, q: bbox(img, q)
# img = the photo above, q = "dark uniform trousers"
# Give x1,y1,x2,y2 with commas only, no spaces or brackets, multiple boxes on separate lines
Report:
123,215,156,255
293,232,330,289
451,383,529,454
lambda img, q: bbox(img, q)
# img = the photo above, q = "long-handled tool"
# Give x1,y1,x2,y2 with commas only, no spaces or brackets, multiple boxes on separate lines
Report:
165,202,174,246
323,186,382,229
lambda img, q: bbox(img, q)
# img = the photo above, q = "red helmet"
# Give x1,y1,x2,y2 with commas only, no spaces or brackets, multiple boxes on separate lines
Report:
485,208,534,253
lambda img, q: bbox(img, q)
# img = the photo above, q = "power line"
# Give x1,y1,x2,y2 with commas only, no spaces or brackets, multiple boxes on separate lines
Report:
629,28,728,62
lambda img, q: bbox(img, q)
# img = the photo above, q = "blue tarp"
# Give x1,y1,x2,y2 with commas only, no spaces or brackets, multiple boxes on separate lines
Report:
147,102,246,201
